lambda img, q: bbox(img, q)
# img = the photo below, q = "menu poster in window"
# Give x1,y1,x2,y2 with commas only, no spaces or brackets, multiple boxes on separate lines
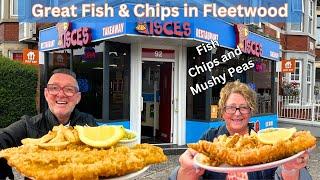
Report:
53,53,68,67
211,105,218,119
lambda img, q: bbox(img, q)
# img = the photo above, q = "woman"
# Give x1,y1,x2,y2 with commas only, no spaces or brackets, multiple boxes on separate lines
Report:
170,80,311,180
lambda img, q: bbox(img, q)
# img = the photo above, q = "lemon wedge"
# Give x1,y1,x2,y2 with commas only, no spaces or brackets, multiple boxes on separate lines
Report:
75,125,125,148
257,128,296,145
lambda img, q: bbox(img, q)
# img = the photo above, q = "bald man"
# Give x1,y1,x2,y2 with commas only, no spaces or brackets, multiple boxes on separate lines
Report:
0,68,97,178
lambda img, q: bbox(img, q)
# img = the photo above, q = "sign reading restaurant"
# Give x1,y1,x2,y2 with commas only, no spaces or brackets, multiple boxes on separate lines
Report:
136,21,191,37
195,28,218,42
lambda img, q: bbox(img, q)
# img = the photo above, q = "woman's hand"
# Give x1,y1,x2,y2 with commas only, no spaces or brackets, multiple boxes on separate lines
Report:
177,148,205,180
281,151,309,180
226,172,248,180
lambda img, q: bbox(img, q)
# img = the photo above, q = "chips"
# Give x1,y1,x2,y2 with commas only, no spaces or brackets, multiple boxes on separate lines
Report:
21,124,80,150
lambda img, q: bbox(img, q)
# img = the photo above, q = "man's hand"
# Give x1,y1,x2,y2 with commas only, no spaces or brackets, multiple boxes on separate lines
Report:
177,148,205,180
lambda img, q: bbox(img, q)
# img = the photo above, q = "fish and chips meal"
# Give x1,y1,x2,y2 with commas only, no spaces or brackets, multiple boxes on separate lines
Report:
0,125,167,179
188,128,316,167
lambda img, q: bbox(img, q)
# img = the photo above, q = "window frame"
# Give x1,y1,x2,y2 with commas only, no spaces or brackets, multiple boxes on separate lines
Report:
0,0,3,19
290,0,304,32
317,16,320,45
10,0,18,17
306,62,312,103
308,0,314,34
8,50,23,61
287,60,302,101
289,60,302,83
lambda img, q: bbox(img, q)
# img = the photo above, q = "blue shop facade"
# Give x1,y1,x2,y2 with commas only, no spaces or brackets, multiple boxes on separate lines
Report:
39,7,280,145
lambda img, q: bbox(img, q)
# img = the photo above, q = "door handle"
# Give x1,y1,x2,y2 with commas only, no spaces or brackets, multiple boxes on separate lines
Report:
140,96,144,112
175,98,178,112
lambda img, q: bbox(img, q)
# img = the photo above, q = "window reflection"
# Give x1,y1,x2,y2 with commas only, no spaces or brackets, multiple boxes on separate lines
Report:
73,43,103,119
186,46,273,121
48,42,130,121
109,42,130,121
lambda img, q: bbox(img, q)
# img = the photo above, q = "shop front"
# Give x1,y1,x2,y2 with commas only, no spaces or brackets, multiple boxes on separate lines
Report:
39,10,280,145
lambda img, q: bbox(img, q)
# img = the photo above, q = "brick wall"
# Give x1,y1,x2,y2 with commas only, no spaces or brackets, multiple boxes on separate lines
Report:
316,48,320,57
3,23,19,41
262,24,277,39
0,24,4,42
273,23,285,30
281,35,308,51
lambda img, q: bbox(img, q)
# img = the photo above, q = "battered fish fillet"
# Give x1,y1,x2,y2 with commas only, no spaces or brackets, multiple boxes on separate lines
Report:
188,131,316,166
0,125,167,180
0,143,167,180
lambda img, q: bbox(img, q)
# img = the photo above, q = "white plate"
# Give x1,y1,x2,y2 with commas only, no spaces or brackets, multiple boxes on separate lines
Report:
194,148,313,173
20,166,150,180
106,165,150,180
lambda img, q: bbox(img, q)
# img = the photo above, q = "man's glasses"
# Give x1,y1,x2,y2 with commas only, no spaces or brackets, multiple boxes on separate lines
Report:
224,106,251,114
47,84,78,97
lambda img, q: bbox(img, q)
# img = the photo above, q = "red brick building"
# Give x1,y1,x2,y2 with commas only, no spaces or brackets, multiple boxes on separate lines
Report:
0,0,29,60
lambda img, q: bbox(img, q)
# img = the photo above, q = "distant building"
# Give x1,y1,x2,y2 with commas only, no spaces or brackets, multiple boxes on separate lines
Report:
0,0,27,60
278,0,317,103
315,4,320,98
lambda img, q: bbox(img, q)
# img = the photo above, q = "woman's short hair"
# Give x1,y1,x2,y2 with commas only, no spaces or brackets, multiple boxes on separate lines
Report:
218,80,257,117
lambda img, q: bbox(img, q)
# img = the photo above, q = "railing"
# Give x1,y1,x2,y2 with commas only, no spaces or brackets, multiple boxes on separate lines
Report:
257,94,271,114
277,96,320,122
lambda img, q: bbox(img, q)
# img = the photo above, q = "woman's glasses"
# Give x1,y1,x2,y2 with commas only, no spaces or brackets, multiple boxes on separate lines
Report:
47,84,78,97
224,106,251,114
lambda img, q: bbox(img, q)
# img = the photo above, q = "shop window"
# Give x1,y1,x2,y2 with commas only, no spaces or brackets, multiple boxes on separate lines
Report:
72,43,104,119
247,59,272,114
48,49,71,72
72,42,130,121
186,47,207,120
186,46,274,121
108,42,130,121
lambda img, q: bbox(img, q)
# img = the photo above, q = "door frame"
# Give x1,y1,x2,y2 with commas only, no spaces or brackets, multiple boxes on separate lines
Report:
130,43,187,145
141,60,175,143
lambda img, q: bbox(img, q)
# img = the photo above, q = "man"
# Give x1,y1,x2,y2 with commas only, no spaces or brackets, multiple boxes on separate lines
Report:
0,68,97,178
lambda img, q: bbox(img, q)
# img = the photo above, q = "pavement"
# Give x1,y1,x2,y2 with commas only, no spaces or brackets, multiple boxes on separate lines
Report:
12,141,319,180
